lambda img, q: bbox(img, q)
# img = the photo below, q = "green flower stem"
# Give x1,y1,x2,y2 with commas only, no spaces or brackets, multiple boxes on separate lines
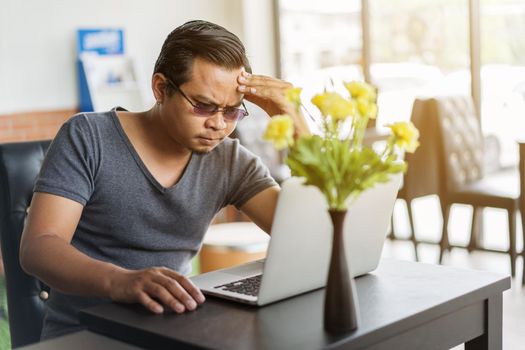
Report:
300,103,317,123
351,114,368,150
350,116,358,146
381,138,396,159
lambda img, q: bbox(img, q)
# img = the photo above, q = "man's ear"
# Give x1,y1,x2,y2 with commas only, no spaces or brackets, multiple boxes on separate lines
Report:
152,73,168,103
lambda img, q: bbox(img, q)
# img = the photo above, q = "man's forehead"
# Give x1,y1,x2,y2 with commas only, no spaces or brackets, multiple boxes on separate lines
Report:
184,63,244,105
186,60,240,81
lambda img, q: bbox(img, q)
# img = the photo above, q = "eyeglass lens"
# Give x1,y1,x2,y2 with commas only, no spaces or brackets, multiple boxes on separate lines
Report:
193,106,248,121
169,79,249,122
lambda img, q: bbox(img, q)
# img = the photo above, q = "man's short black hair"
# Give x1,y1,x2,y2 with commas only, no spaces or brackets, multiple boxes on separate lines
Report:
153,20,252,95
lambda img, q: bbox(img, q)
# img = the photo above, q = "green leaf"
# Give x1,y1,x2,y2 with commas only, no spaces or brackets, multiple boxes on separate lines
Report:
286,131,408,209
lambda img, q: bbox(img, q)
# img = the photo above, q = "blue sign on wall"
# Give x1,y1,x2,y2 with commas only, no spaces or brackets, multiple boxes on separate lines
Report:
77,28,124,55
77,28,125,111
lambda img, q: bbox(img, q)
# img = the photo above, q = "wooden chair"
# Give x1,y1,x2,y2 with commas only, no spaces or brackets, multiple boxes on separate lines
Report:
391,98,444,261
519,141,525,284
429,96,521,277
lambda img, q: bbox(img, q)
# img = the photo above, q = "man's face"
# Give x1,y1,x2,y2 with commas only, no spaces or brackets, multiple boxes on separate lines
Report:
160,58,244,154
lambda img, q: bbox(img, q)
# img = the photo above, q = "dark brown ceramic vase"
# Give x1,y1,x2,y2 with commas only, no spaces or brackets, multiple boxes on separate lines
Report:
324,209,360,333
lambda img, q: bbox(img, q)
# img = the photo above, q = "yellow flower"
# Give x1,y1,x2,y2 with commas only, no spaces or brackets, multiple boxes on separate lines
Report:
263,114,295,150
311,92,355,121
387,121,420,153
262,83,419,210
285,87,302,107
356,97,378,119
344,81,376,101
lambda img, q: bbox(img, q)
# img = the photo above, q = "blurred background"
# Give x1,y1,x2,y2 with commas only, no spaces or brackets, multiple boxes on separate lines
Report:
1,0,523,164
1,0,523,158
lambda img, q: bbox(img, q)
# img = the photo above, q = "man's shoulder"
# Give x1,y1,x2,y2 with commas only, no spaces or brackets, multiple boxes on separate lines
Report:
59,110,118,141
65,109,115,127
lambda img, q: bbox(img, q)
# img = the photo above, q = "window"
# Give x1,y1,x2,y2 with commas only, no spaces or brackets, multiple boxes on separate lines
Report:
369,0,469,127
276,0,524,162
481,0,525,164
277,0,362,124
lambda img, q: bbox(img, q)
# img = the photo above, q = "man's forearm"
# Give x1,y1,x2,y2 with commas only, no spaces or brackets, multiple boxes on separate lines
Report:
20,232,206,314
20,234,124,297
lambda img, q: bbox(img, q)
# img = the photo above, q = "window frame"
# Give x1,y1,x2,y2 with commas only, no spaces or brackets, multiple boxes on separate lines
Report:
274,0,483,118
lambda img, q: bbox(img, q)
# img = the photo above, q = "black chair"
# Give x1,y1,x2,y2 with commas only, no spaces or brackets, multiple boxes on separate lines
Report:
0,140,51,348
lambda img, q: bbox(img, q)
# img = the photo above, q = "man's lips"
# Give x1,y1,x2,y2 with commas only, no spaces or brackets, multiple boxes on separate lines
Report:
198,136,222,141
197,136,223,145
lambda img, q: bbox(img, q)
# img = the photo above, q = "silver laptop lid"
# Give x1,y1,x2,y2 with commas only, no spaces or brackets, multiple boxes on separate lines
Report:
257,173,402,305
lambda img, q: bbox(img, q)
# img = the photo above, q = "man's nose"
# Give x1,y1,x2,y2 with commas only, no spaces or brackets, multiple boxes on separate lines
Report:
205,112,228,130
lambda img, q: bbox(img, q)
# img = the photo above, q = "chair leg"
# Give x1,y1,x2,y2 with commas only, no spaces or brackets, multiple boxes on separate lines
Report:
508,209,516,278
406,200,419,262
439,203,451,264
520,209,525,285
467,207,482,253
387,210,395,240
476,209,485,247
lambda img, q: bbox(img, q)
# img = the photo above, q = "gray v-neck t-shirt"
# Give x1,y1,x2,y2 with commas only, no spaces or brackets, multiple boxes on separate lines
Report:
35,108,277,339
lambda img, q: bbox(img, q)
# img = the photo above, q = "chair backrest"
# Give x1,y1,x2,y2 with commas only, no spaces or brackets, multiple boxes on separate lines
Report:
0,140,51,348
400,96,485,202
434,96,485,192
399,97,445,201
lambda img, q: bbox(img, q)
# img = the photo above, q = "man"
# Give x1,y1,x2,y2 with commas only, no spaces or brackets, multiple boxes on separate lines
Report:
20,20,309,340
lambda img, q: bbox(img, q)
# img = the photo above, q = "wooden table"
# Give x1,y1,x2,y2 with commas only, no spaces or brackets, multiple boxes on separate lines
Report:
19,331,141,350
78,259,510,350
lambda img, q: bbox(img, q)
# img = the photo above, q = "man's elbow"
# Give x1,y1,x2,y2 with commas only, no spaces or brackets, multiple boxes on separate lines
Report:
19,234,40,276
19,240,32,275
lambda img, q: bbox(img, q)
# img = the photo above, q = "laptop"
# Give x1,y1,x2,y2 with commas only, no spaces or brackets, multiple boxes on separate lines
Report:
191,173,402,306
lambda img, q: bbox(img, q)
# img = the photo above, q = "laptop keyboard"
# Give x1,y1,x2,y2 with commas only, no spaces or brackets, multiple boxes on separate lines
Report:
213,274,262,296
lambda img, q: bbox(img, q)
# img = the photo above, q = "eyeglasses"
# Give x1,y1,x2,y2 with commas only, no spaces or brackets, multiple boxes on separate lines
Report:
166,78,249,122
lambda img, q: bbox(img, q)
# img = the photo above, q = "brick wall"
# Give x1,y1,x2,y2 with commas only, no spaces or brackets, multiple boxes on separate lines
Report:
0,109,76,143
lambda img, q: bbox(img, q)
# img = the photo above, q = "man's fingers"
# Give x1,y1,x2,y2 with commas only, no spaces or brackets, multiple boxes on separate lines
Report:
236,72,300,118
161,269,205,304
145,282,186,313
239,72,291,88
239,84,283,102
137,291,164,314
238,85,258,94
176,276,206,304
111,268,205,314
237,74,293,111
154,274,198,311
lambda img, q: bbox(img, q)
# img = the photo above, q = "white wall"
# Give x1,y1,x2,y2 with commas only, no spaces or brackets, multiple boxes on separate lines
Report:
241,0,277,77
0,0,277,114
